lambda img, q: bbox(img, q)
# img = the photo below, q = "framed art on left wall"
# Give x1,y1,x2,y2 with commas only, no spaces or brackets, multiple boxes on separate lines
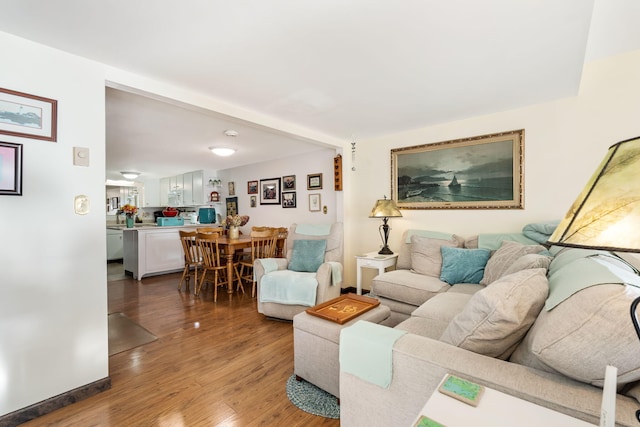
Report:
0,87,57,142
0,141,23,196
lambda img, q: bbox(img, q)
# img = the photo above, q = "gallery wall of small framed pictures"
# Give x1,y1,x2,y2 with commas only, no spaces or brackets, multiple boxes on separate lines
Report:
246,171,325,211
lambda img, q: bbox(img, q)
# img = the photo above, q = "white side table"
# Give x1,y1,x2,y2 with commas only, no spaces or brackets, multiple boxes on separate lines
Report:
355,252,399,295
411,374,595,426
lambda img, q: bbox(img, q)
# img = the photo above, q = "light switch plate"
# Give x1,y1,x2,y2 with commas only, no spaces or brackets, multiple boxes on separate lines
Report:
74,195,90,215
73,147,90,166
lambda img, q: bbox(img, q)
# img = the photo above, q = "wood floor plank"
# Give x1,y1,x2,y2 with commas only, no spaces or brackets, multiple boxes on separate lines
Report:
20,264,340,426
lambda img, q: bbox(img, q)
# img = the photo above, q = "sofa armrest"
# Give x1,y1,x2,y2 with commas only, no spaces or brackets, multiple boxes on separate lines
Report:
315,262,343,303
253,257,289,284
340,332,640,427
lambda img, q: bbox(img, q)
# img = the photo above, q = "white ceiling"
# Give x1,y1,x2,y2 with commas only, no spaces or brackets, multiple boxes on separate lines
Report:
1,0,639,181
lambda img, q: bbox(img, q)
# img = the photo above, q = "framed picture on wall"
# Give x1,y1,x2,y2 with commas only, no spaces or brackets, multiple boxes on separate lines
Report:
309,193,321,212
0,87,57,142
248,180,258,194
283,175,296,190
226,197,238,216
250,195,257,208
0,141,23,195
260,177,281,205
307,173,323,190
391,129,524,209
228,181,236,196
282,191,296,208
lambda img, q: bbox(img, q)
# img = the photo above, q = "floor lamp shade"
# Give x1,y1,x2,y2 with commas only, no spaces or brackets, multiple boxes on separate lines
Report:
369,197,402,255
547,136,640,253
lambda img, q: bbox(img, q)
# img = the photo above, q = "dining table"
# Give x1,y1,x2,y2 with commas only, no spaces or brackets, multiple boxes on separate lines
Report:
216,235,252,294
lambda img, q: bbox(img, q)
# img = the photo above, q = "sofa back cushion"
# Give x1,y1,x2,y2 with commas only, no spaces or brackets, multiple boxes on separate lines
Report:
440,268,549,360
410,234,463,277
396,230,461,270
511,283,640,388
480,240,545,285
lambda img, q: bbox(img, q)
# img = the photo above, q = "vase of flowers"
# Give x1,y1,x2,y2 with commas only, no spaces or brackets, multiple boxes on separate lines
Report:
225,214,249,239
119,204,138,228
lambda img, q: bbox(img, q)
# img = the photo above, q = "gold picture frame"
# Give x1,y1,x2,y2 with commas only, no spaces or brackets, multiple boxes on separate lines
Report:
391,129,524,209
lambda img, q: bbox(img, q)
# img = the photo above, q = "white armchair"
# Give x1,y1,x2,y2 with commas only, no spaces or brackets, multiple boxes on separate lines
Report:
255,223,343,320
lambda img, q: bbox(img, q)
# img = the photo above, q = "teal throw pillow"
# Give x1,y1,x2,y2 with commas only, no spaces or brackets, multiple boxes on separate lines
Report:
440,246,491,284
288,239,327,272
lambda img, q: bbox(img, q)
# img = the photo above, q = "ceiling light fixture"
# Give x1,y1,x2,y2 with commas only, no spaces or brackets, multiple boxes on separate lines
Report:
224,129,239,137
209,147,236,157
120,171,140,180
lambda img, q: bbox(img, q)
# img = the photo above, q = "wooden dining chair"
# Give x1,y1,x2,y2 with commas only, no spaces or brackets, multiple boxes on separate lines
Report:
238,228,279,297
197,226,224,234
178,230,201,292
195,232,229,301
274,227,288,257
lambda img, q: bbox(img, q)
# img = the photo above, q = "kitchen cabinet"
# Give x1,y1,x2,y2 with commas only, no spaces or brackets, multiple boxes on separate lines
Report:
160,177,170,206
106,228,124,260
143,179,160,207
183,170,205,205
160,170,206,207
123,225,200,279
168,174,184,206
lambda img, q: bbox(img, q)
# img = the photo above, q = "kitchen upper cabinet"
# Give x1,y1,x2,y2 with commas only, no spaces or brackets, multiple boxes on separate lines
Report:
143,179,160,207
183,170,204,206
160,177,170,206
160,170,206,207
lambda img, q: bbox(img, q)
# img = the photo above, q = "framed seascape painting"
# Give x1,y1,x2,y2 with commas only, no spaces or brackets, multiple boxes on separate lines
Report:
391,130,524,209
0,141,23,195
0,88,57,141
260,177,281,205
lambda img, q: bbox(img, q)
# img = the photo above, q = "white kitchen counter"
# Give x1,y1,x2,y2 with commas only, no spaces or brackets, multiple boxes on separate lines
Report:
122,224,204,280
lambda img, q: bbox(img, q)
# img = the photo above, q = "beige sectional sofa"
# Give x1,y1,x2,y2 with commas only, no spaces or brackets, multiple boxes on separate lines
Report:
340,229,640,426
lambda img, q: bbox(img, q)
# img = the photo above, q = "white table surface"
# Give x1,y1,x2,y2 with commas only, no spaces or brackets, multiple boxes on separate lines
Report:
412,374,596,427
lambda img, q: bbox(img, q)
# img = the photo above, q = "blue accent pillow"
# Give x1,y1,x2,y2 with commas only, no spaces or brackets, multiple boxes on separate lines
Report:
440,246,491,284
288,239,327,272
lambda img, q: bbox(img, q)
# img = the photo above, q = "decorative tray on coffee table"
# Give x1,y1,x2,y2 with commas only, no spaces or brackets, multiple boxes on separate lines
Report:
306,293,380,324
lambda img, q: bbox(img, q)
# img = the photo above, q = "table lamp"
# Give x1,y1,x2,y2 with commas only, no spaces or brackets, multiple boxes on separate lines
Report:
369,196,402,255
546,135,640,424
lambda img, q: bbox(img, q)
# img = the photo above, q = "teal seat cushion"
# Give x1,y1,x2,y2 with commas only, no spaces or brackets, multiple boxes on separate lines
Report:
440,247,491,284
288,239,327,272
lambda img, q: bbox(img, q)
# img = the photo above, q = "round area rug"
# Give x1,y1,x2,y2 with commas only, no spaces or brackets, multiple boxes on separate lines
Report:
286,374,340,419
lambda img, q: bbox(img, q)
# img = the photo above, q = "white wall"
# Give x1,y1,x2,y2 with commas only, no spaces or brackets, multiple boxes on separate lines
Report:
0,32,108,415
344,50,640,288
217,148,339,232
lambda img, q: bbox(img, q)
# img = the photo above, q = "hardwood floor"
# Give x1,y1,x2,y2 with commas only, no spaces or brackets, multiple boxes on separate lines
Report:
21,263,340,426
